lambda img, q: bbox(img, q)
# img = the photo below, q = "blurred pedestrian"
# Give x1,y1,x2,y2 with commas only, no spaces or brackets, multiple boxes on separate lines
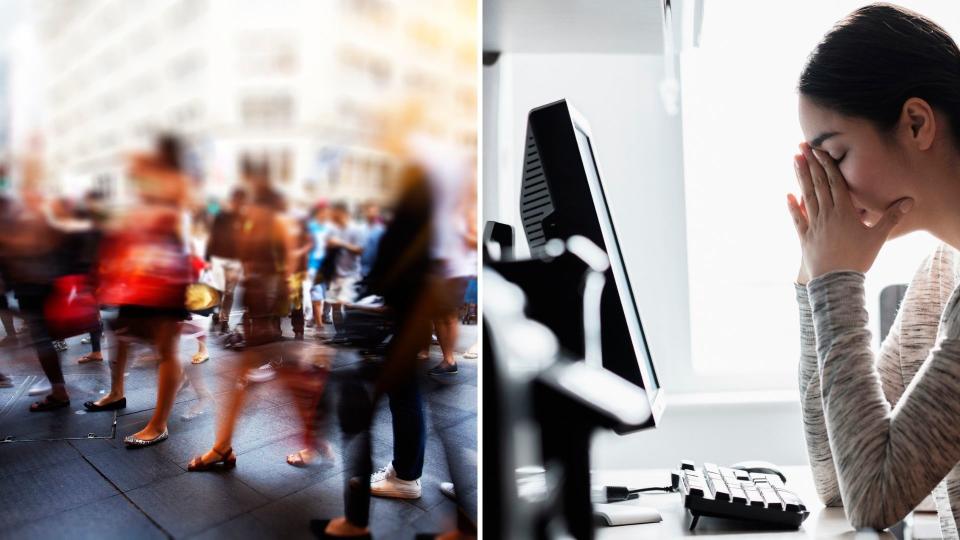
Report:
85,134,193,449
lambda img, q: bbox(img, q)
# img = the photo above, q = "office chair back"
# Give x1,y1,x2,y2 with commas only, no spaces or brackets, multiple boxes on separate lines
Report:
880,284,908,342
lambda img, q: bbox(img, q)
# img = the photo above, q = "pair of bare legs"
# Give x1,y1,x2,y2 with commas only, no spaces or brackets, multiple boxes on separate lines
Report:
92,320,181,440
181,349,214,420
192,344,333,468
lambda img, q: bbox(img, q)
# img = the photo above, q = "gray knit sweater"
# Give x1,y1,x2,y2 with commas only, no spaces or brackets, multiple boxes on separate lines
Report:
797,243,960,537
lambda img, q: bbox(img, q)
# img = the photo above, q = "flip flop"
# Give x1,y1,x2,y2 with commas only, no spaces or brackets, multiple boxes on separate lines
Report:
191,352,210,364
29,396,70,412
77,354,103,364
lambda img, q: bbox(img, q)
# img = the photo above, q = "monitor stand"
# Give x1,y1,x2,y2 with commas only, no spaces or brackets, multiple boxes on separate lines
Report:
533,379,661,539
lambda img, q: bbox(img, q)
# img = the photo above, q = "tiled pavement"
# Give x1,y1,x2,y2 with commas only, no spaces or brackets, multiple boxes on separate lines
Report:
0,319,477,539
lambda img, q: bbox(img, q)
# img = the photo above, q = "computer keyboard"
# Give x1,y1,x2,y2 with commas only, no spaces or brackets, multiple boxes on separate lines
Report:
672,460,810,530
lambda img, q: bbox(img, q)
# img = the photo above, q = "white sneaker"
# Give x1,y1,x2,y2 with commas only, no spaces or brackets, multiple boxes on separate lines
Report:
246,363,276,383
370,462,421,499
439,481,456,500
28,378,52,396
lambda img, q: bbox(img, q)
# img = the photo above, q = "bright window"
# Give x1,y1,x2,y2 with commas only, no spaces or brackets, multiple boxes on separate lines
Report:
681,1,957,388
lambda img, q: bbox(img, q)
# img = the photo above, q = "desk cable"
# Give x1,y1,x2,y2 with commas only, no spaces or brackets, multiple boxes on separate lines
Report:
593,485,676,503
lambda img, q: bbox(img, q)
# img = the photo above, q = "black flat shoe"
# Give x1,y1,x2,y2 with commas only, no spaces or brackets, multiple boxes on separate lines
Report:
84,397,126,412
309,519,372,539
428,363,458,377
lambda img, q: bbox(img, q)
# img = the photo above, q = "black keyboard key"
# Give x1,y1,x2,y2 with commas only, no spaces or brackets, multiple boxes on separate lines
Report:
706,474,731,502
677,461,809,530
759,485,784,510
750,472,769,484
682,471,710,499
767,474,786,489
681,460,696,471
719,466,739,480
741,484,765,507
776,488,804,512
728,485,748,505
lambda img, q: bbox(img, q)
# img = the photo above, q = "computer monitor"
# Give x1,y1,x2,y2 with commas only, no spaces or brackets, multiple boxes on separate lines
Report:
519,98,664,432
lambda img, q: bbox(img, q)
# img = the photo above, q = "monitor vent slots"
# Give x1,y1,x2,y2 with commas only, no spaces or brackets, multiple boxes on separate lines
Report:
520,132,553,251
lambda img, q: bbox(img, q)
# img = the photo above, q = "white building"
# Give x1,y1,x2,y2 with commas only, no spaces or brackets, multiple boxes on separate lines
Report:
24,0,476,207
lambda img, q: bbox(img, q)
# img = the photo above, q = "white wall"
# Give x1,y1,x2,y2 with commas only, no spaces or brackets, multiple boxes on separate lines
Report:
593,397,809,469
488,51,691,389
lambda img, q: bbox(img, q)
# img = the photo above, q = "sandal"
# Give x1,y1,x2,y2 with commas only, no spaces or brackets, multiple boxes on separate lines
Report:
29,395,70,412
188,447,236,471
287,449,317,468
77,353,103,364
191,351,210,364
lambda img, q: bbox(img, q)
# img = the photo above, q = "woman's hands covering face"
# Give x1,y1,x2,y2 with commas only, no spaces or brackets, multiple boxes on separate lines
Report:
786,143,913,280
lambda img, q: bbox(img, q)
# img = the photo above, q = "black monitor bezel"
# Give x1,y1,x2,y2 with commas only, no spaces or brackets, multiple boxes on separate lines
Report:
524,99,665,429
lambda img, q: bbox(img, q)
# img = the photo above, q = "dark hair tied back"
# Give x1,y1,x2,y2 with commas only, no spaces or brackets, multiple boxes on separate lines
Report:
799,3,960,146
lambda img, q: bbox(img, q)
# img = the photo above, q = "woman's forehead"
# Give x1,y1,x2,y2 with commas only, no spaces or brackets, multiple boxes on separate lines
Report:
799,96,841,132
799,97,872,143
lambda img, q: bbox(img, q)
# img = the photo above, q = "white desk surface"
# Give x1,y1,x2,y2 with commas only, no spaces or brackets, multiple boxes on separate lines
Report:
592,466,930,539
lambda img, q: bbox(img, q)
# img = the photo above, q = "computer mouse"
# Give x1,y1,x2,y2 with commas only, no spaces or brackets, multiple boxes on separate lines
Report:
594,503,662,526
729,460,787,483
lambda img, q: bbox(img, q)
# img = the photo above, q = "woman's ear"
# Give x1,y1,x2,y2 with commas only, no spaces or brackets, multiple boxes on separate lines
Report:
900,97,936,151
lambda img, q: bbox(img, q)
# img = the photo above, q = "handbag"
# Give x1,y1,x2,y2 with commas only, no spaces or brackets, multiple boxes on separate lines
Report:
97,233,190,309
45,275,101,339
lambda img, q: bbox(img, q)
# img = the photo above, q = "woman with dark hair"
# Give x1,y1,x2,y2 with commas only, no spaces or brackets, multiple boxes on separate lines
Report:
789,3,960,535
